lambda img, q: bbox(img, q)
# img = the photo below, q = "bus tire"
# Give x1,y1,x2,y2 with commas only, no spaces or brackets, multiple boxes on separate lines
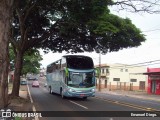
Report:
60,89,65,99
49,87,52,94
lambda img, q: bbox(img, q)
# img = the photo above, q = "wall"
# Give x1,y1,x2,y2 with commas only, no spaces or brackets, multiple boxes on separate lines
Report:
96,63,147,91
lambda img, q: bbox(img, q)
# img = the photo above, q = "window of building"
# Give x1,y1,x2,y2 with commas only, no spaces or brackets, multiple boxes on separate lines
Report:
120,69,123,72
113,78,120,81
130,79,137,82
125,69,128,72
102,69,104,74
106,68,109,73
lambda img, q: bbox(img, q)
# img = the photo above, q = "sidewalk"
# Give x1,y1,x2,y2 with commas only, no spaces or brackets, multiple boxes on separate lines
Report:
96,88,160,102
19,85,29,99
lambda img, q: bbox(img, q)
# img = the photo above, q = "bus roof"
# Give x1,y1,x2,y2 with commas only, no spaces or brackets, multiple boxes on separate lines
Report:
47,55,93,67
62,55,92,58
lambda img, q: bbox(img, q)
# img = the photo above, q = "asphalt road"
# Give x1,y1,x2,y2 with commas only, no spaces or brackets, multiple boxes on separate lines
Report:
27,77,160,120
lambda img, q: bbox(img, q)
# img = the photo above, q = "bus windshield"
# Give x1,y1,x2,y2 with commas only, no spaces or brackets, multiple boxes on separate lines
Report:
66,56,94,69
68,72,95,88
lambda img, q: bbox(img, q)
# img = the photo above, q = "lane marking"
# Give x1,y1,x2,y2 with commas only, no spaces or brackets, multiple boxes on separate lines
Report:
27,81,39,120
94,96,159,111
27,81,33,103
69,100,88,109
141,100,160,106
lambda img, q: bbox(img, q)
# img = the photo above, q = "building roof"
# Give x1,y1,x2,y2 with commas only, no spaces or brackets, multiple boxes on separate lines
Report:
94,64,109,68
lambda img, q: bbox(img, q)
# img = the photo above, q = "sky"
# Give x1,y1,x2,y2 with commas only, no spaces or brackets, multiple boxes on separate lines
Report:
40,8,160,68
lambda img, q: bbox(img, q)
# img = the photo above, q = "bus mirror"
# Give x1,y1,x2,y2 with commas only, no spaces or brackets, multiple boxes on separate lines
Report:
65,68,69,76
95,68,100,76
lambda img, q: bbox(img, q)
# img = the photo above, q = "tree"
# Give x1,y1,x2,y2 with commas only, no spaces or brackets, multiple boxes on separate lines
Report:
10,0,112,97
111,0,160,13
9,46,42,75
9,0,159,98
0,0,14,108
22,49,42,75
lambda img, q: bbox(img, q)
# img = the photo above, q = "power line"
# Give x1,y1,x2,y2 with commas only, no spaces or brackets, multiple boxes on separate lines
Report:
143,29,160,32
126,62,160,68
102,59,160,69
110,59,160,67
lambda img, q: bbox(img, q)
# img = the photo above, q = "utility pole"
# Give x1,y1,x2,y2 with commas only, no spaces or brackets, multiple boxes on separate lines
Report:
98,53,101,91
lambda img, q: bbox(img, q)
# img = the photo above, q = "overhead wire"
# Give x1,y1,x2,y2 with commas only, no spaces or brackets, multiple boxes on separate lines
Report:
103,59,160,69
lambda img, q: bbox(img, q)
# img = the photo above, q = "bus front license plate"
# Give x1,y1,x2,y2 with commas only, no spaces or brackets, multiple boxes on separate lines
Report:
80,94,84,96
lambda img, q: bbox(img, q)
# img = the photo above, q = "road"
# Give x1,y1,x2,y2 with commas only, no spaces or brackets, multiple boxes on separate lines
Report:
27,77,160,120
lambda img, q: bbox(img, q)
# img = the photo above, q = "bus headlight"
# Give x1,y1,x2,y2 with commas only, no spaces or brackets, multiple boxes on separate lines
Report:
91,89,95,92
68,88,76,92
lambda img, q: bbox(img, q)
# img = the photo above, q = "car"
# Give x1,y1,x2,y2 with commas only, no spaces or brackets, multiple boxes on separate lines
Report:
28,76,37,80
20,79,27,85
32,80,39,87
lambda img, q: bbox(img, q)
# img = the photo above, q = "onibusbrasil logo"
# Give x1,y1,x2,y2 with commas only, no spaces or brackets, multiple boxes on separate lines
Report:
0,109,42,119
0,109,12,120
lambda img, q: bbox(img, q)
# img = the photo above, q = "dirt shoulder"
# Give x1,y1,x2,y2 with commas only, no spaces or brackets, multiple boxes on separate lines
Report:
8,85,32,111
7,84,33,120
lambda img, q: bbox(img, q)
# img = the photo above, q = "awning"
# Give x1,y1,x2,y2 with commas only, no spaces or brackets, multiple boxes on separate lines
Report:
142,72,160,75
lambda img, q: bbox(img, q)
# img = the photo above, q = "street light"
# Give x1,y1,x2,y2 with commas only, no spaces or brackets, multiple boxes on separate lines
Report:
96,40,103,92
98,53,101,92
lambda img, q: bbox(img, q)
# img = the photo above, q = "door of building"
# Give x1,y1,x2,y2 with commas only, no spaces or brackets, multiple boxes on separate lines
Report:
105,80,107,88
139,81,145,90
151,80,156,94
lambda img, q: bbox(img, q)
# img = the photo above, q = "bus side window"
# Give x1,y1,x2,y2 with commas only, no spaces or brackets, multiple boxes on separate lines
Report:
61,57,66,69
47,66,51,73
55,59,61,70
51,63,56,72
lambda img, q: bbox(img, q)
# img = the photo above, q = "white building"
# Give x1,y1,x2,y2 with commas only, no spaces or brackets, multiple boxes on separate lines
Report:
95,63,148,91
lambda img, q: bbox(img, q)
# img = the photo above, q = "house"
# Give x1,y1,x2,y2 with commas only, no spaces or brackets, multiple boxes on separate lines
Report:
95,63,147,91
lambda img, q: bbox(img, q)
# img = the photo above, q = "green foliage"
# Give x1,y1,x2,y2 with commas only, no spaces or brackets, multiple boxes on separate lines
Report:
9,44,15,63
40,0,145,53
88,13,145,53
22,49,43,75
9,45,42,75
11,0,145,54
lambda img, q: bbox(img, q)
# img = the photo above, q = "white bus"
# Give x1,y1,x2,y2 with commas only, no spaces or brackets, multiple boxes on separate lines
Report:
46,55,96,99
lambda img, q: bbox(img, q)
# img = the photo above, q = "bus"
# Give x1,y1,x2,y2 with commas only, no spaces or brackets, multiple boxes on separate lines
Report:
46,55,96,99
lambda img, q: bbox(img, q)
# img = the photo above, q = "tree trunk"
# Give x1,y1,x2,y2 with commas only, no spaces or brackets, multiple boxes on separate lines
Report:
11,51,23,97
0,0,13,108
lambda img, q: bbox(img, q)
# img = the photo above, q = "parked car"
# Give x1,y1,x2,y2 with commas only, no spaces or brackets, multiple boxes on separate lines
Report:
32,80,39,87
20,79,27,85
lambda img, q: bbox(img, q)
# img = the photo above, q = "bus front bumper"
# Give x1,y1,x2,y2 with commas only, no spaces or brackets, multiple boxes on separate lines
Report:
64,91,95,98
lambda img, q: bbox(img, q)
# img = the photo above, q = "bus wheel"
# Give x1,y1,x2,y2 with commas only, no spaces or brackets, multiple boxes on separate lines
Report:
49,87,52,94
61,89,65,99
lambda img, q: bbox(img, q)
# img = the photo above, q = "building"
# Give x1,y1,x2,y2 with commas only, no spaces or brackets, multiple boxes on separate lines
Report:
95,63,147,91
143,68,160,95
